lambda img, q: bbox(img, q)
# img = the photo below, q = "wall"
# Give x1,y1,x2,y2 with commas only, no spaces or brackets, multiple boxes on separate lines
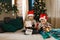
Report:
0,0,29,21
45,0,60,28
0,12,16,20
0,0,16,20
16,0,29,20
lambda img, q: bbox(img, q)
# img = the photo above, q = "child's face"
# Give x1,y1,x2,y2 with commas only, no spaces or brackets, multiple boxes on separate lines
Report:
40,19,47,24
28,16,34,20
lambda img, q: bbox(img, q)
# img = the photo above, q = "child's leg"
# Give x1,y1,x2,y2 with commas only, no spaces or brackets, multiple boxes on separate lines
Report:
45,32,50,37
39,29,50,39
32,28,38,34
41,31,50,39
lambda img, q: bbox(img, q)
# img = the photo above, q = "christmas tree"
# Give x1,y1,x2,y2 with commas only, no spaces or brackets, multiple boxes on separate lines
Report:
33,0,47,22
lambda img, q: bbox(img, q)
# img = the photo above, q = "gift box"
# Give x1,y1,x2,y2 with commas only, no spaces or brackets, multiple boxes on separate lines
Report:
25,29,33,35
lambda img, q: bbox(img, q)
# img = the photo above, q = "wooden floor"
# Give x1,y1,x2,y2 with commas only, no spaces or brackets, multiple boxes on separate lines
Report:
0,30,55,40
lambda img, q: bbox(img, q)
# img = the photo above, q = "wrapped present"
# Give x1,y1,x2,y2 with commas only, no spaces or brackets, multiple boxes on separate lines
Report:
44,27,50,32
25,29,33,35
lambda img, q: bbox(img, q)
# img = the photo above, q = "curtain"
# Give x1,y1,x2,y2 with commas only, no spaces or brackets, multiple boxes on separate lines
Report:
16,0,28,20
45,0,60,28
28,0,34,10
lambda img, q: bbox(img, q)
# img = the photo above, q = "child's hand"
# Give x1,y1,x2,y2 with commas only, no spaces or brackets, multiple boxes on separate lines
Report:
44,27,51,32
48,26,51,30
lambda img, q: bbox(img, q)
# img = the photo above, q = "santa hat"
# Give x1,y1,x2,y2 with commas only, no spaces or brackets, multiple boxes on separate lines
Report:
39,13,48,21
27,10,34,17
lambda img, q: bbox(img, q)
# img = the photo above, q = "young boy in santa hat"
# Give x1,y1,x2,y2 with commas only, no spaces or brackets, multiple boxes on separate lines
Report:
24,10,37,35
38,13,51,38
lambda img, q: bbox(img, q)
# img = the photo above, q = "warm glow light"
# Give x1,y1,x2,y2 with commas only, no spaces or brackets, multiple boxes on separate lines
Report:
22,0,26,20
12,0,15,6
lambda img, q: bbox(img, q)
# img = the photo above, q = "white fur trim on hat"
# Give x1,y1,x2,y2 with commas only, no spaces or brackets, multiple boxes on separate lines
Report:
39,18,47,22
28,14,34,17
39,16,47,21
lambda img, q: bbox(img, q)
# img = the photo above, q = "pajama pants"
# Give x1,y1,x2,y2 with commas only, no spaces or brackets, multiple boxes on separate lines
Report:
39,27,50,39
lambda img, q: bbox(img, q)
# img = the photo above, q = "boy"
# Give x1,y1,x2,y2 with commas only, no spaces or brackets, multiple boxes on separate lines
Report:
38,13,51,38
24,10,36,35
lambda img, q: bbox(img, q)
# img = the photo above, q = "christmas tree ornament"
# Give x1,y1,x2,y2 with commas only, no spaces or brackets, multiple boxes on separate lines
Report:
37,15,39,16
39,0,41,2
12,13,15,16
39,3,42,6
35,2,38,5
2,4,4,7
5,9,8,13
12,10,14,16
7,6,10,8
5,3,7,6
40,6,42,9
0,3,2,5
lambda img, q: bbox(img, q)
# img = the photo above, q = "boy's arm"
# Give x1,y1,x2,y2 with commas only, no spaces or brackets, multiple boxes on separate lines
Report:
33,20,36,28
48,26,51,30
38,23,41,30
47,23,52,30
